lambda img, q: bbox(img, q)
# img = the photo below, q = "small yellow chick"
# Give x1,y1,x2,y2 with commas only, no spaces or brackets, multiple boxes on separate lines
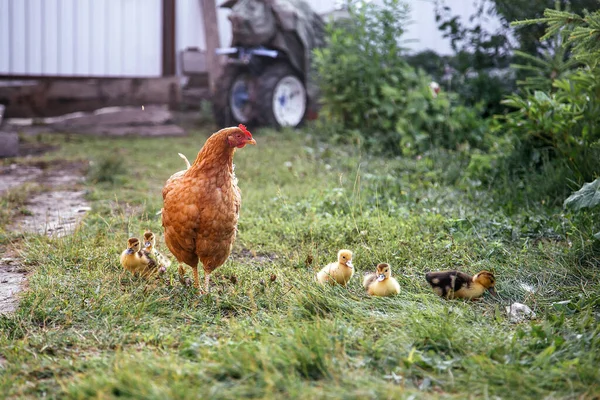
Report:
363,263,400,296
143,230,171,274
425,270,497,300
316,249,354,286
120,237,158,278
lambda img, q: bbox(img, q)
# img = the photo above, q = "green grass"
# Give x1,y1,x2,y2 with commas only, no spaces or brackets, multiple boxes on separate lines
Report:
0,126,599,399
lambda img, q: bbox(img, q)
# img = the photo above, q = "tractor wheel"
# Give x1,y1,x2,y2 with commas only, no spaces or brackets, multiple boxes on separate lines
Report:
212,65,255,127
256,63,307,128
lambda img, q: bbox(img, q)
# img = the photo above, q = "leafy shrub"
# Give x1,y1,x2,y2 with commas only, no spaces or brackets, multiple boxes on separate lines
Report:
494,7,600,185
407,50,516,118
313,0,488,155
431,0,599,117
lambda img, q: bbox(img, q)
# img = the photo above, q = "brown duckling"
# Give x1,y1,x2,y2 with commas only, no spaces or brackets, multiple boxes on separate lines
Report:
425,270,497,300
316,249,354,286
363,263,400,296
120,237,158,278
143,230,171,274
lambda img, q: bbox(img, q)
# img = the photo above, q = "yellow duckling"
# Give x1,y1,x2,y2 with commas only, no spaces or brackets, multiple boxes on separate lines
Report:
425,270,497,300
316,249,354,286
120,237,158,278
143,230,171,274
363,263,400,296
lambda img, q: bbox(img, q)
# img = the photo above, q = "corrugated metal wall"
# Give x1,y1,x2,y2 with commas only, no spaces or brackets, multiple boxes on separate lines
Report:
0,0,163,77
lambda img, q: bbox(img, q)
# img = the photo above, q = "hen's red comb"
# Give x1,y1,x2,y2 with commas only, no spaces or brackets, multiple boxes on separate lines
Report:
238,124,252,139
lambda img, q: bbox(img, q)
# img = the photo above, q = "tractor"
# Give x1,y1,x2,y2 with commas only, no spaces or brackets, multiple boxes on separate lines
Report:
213,0,325,128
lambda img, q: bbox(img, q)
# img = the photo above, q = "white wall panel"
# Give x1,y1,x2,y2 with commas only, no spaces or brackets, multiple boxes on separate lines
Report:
121,0,139,75
89,0,107,76
0,0,162,77
0,0,10,73
217,5,230,49
10,1,27,73
176,0,206,76
73,0,90,75
138,0,162,76
42,0,60,75
26,0,43,74
105,0,124,76
57,0,76,75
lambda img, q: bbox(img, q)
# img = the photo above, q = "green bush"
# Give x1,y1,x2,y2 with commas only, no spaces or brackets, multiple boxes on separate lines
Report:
407,50,516,118
493,7,600,185
313,0,488,155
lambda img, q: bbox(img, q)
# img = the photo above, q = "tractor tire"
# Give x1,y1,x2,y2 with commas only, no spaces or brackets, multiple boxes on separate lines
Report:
212,65,256,127
255,63,307,128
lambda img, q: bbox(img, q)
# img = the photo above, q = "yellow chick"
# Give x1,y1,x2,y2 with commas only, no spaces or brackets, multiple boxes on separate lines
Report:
363,263,400,296
143,230,171,274
120,237,158,278
425,270,497,300
316,249,354,286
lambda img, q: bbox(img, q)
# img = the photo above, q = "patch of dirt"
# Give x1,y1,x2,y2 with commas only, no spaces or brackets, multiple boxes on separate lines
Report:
10,190,91,236
0,257,26,314
0,160,87,194
0,165,43,192
231,248,278,265
0,159,90,314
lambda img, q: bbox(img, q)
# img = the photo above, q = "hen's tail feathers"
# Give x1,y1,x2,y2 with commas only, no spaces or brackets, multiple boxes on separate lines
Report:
178,153,191,169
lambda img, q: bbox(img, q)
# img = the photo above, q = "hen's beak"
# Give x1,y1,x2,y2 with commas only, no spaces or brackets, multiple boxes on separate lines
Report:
488,286,498,297
377,274,386,282
246,138,257,145
346,260,353,269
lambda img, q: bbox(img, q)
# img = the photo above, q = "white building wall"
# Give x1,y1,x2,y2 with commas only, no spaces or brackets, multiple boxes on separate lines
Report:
0,0,162,77
176,0,205,74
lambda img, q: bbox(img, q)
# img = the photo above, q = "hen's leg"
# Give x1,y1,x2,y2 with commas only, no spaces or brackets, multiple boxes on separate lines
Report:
178,264,188,286
192,266,200,289
204,272,211,293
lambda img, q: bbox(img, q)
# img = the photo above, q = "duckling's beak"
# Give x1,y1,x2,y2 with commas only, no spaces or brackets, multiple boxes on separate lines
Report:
144,241,151,248
377,274,386,282
126,248,134,255
346,260,353,269
488,286,498,297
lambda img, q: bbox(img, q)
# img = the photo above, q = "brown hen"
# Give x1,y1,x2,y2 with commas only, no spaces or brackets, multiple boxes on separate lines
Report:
161,125,256,292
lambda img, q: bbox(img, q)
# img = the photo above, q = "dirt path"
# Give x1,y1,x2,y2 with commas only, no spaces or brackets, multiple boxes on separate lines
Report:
0,161,90,314
0,254,26,314
10,190,90,236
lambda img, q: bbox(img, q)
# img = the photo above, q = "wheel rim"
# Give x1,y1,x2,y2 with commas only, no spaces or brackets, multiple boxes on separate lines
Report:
272,76,306,127
230,75,252,123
